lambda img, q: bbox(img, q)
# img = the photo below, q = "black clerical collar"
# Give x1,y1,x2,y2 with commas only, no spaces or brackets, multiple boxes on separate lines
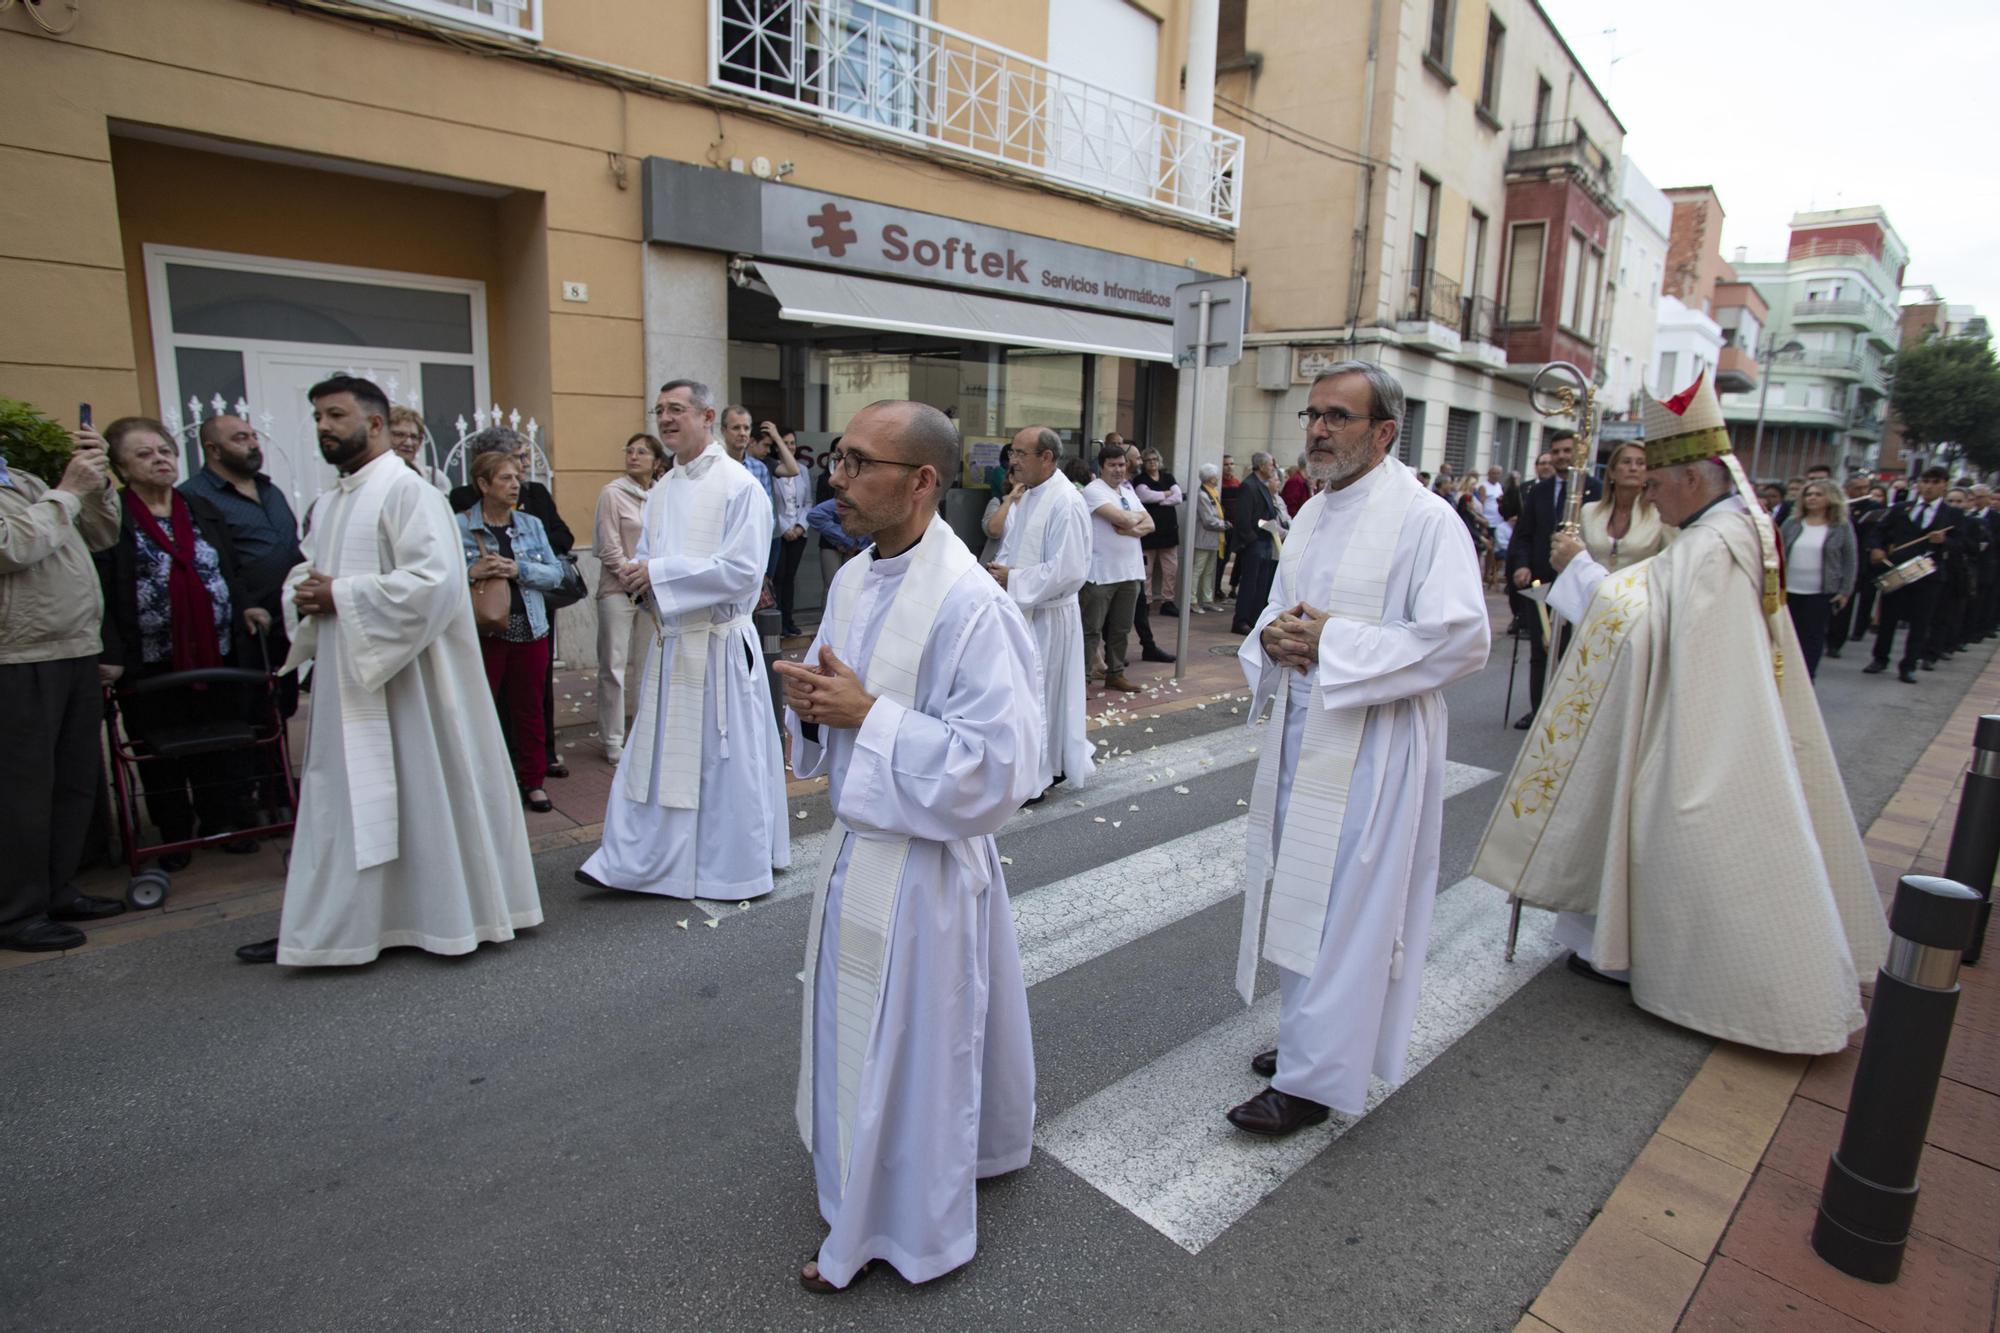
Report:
1681,491,1736,528
872,526,927,562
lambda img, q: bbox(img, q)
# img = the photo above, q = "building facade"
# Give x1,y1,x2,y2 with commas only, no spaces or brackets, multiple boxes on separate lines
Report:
3,0,1238,635
1601,155,1668,421
1722,207,1908,482
1217,0,1621,480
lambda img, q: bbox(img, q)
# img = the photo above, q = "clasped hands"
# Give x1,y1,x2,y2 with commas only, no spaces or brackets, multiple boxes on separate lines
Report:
1261,602,1331,675
293,570,338,618
773,644,877,729
469,553,518,582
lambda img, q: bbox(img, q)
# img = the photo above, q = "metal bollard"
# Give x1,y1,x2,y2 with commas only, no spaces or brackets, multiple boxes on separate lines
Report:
1943,714,2000,964
1810,874,1982,1283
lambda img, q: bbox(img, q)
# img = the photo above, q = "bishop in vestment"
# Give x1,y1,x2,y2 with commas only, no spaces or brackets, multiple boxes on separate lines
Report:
987,425,1096,797
1229,363,1490,1135
238,375,542,966
1472,373,1887,1054
776,401,1042,1293
578,379,789,901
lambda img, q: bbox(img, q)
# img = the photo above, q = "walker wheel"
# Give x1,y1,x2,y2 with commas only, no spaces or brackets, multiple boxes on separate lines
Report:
127,868,170,911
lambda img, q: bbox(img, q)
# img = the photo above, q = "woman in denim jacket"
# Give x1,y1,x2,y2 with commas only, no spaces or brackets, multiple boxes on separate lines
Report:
458,450,566,811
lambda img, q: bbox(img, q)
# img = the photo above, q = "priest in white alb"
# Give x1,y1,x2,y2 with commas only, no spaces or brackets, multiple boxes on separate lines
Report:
1229,362,1490,1135
986,424,1095,800
235,375,542,966
775,400,1042,1293
577,378,789,902
1472,373,1887,1053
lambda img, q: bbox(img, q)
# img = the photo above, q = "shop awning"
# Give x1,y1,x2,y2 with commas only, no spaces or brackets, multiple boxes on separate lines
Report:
750,262,1174,362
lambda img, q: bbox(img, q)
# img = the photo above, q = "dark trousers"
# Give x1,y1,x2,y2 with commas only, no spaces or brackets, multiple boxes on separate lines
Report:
775,533,808,630
1787,592,1834,680
1233,551,1276,633
542,619,560,770
121,667,259,849
1873,580,1940,671
483,633,553,788
0,656,102,935
1133,586,1158,650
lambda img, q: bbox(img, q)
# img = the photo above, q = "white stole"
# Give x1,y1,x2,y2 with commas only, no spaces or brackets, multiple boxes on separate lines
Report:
793,515,983,1178
1236,462,1421,1003
622,447,735,807
282,454,404,871
1004,477,1067,601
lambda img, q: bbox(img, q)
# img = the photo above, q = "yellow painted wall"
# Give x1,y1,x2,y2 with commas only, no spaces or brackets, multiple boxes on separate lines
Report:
0,0,1229,535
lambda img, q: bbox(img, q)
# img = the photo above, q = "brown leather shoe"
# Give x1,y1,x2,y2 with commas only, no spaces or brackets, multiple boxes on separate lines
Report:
1226,1085,1330,1136
1103,674,1141,693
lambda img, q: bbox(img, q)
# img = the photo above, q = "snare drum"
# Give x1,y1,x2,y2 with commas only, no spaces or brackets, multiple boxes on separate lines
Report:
1875,554,1937,594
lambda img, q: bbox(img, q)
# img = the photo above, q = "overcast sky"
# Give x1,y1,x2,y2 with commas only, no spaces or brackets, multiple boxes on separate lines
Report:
1538,0,1999,318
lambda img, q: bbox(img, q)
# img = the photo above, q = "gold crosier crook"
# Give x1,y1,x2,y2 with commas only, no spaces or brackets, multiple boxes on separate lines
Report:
1502,360,1597,964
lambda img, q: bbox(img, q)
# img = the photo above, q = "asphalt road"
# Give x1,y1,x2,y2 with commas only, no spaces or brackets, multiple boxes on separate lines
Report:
3,629,1983,1332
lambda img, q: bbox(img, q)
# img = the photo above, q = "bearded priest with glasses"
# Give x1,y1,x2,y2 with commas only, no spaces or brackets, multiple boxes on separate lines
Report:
1226,361,1490,1137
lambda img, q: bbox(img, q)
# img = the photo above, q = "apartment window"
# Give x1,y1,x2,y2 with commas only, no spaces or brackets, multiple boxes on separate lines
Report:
1410,176,1440,317
1503,221,1546,325
1477,13,1505,113
1574,245,1603,339
375,0,539,40
1533,78,1553,143
1426,0,1454,66
1465,208,1489,305
1657,351,1679,396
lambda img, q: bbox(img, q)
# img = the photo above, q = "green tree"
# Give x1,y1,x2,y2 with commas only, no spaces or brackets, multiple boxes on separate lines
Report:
0,397,78,487
1888,332,2000,472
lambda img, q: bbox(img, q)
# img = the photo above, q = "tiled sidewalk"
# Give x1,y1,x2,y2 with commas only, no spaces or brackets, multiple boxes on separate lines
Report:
1523,650,2000,1333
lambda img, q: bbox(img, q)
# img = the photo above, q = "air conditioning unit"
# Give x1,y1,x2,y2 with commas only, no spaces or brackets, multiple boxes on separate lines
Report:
1256,345,1292,391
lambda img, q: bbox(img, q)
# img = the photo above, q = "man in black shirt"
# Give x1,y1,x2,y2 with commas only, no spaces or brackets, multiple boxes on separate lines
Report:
1863,466,1961,683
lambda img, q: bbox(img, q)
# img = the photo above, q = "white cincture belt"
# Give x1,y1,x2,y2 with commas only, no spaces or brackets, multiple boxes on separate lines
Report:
626,610,755,807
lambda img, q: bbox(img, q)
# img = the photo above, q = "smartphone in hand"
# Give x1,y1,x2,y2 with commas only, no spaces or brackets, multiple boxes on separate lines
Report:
79,402,93,430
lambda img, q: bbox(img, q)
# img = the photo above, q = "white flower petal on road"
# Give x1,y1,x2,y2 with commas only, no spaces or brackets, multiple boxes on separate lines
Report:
795,810,809,820
738,901,750,910
1144,727,1154,734
675,919,689,930
1094,816,1107,823
1112,820,1123,828
1128,804,1140,811
1237,798,1250,807
704,918,718,928
999,854,1014,865
1173,784,1190,794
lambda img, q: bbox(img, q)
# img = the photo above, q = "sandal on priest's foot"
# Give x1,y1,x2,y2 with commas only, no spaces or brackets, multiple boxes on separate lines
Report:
799,1258,879,1294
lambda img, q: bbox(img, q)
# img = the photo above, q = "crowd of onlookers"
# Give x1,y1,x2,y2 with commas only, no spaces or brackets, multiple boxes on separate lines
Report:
7,385,1995,955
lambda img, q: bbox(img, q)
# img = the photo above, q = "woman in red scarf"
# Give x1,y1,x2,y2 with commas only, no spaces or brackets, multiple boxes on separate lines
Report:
97,418,271,871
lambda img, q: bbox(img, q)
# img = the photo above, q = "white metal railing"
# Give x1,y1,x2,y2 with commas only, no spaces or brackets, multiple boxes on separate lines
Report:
709,0,1242,227
357,0,540,41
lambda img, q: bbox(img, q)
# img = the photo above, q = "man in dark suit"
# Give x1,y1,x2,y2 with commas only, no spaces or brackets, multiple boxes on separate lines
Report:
1864,466,1962,683
1932,485,1985,659
1505,429,1602,728
1825,478,1885,659
1230,451,1287,635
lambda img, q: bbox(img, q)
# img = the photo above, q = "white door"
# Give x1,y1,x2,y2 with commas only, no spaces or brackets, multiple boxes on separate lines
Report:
251,352,418,522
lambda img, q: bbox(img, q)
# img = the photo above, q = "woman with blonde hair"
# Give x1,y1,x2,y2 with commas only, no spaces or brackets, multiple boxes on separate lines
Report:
1579,441,1673,572
1780,478,1856,681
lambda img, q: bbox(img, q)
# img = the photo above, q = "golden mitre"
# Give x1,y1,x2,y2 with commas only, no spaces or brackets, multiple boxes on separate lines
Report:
1641,371,1733,470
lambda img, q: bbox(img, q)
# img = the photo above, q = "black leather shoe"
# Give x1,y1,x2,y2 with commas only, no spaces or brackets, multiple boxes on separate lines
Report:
1824,647,1843,660
1141,645,1177,664
2,920,85,952
234,937,279,964
51,895,127,922
1862,661,1889,674
1160,601,1178,617
1920,659,1936,671
1251,1048,1278,1079
1899,669,1919,684
1514,712,1535,730
1565,950,1629,987
1226,1086,1331,1137
546,759,570,779
574,867,610,890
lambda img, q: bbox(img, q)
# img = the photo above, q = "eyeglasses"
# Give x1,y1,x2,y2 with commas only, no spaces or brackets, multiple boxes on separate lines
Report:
825,449,924,479
1298,407,1387,430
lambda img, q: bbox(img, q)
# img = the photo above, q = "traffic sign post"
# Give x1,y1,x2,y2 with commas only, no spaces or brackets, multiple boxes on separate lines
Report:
1172,277,1247,680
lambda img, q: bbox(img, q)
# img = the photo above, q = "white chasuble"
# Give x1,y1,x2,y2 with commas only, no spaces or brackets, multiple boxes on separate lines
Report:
785,515,1043,1289
1472,500,1888,1055
1235,458,1489,1113
581,443,789,901
993,472,1097,789
276,450,542,965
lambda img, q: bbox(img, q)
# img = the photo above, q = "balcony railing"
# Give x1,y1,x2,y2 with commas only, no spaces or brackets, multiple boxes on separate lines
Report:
710,0,1244,227
359,0,539,39
1787,237,1898,298
1504,118,1618,201
1461,293,1499,344
1399,268,1462,325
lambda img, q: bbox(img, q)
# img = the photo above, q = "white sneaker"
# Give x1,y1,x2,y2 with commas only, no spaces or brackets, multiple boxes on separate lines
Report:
605,742,623,764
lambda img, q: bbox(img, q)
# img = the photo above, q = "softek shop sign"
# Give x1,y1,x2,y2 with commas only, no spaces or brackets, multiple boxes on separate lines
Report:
642,158,1202,321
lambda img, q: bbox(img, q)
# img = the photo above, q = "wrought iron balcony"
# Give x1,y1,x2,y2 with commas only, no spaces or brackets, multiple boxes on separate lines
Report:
1504,118,1618,207
711,0,1244,227
1399,269,1463,325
